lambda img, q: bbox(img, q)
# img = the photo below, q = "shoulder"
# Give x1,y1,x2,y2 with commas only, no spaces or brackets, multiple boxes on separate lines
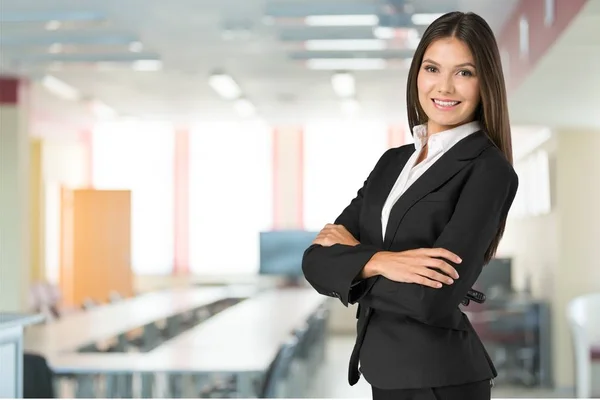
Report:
473,144,519,189
378,143,414,163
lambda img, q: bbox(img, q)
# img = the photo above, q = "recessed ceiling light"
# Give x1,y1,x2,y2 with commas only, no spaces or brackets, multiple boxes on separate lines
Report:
234,98,256,118
48,43,63,53
129,41,144,52
45,20,61,30
331,72,355,98
208,73,242,100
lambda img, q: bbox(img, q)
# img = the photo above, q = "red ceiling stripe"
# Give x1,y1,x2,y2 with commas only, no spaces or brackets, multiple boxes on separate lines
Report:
498,0,589,91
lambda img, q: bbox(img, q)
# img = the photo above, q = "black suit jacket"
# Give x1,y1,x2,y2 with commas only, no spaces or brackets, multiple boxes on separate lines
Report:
302,130,519,390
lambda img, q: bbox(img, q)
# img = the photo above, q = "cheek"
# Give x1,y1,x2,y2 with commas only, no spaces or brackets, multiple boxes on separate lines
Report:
461,81,480,104
417,74,433,102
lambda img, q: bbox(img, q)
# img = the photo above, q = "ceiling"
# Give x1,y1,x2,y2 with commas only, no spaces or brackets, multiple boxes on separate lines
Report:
0,0,521,126
508,0,600,130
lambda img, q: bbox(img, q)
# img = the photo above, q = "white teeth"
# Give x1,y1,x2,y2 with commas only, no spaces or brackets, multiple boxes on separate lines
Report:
434,99,459,107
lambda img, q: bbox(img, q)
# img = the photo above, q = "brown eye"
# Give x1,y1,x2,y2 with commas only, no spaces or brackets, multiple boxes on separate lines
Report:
424,66,437,73
458,70,474,77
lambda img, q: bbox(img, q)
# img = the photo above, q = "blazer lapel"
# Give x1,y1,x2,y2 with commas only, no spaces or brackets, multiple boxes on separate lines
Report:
366,147,414,246
382,131,493,249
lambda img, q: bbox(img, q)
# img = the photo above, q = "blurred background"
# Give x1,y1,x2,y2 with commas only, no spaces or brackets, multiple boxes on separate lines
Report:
0,0,599,398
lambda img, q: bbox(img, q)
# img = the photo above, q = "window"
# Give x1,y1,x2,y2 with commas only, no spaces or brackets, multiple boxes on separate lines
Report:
92,121,175,275
303,121,388,230
511,149,552,218
188,122,272,275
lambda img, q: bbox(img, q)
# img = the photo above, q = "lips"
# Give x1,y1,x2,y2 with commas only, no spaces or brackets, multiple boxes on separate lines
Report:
432,99,461,109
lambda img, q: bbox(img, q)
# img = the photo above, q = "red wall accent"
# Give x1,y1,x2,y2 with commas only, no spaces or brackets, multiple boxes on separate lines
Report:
0,77,19,105
498,0,588,91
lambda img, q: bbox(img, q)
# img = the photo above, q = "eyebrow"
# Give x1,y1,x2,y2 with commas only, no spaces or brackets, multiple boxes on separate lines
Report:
422,59,476,69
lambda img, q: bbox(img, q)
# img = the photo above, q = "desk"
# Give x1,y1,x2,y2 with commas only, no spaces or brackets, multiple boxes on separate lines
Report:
25,286,252,356
0,313,44,398
47,288,326,398
465,294,552,387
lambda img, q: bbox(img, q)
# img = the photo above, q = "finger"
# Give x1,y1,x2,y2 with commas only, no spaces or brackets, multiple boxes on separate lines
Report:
420,248,462,263
411,274,444,289
419,268,455,285
428,258,460,279
412,257,459,279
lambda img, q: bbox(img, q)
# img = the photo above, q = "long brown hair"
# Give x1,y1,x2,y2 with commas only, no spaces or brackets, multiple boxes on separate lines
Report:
406,11,513,264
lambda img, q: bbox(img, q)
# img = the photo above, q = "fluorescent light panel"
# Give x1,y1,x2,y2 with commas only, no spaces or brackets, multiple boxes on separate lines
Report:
307,58,386,70
132,60,162,71
411,13,444,25
209,73,242,100
305,39,386,51
331,72,355,98
91,100,117,118
305,14,379,26
41,75,79,100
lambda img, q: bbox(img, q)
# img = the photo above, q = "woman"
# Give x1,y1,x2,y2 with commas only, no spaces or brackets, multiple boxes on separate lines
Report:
302,11,518,400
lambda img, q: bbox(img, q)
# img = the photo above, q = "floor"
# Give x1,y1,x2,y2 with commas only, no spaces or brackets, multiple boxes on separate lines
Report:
309,335,569,399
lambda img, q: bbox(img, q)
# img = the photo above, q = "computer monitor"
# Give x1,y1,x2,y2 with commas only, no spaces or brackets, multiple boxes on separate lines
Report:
473,257,513,297
259,230,318,278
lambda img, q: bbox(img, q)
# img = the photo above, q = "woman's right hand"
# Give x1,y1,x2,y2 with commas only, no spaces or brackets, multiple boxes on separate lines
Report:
365,248,462,289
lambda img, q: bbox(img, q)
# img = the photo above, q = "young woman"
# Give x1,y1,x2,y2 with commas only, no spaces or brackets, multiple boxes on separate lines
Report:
302,11,518,400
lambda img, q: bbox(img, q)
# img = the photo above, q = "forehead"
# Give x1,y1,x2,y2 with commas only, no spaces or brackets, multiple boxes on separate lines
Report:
423,37,474,64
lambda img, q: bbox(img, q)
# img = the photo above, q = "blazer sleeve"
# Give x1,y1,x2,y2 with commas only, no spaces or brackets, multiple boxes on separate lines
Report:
301,149,396,307
358,160,519,328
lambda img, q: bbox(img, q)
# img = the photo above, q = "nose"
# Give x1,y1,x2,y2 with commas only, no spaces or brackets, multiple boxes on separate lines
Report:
437,73,455,94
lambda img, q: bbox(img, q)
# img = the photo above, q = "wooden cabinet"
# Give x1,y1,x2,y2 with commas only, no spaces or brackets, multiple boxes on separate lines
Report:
60,189,133,307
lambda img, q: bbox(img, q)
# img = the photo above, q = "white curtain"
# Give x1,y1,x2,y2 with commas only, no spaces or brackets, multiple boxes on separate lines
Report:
92,121,175,275
188,122,273,275
303,121,388,231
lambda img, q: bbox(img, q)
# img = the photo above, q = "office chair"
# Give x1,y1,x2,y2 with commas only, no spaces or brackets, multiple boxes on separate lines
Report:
567,293,600,398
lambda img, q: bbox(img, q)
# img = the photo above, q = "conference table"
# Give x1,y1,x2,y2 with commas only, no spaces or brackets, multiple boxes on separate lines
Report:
25,286,253,357
31,287,327,398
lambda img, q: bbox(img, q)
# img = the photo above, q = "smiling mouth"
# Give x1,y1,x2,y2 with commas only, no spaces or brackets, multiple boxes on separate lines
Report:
432,99,461,109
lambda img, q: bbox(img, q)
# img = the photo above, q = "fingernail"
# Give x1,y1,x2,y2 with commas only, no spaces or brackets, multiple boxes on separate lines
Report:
457,257,462,263
447,279,454,284
436,283,442,288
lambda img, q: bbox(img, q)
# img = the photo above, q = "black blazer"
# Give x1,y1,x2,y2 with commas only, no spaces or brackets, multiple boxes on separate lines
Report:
302,130,519,390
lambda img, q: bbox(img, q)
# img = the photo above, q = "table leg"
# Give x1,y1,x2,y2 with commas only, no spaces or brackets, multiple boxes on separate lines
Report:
75,375,95,398
236,372,259,398
141,373,154,398
143,323,160,351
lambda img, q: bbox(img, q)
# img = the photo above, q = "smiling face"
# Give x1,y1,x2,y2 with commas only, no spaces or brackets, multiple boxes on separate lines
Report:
416,36,481,135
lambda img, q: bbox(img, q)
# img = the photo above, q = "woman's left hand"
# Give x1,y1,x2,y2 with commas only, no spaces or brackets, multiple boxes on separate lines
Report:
313,224,360,247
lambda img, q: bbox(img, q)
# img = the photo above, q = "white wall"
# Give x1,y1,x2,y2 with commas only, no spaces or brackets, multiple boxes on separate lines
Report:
500,129,600,391
0,106,30,312
42,140,88,284
554,128,600,389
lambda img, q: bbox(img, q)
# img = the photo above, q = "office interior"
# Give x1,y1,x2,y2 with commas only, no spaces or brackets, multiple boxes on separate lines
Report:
0,0,599,398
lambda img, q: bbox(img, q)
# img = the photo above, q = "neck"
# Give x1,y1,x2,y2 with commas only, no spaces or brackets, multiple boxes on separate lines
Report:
426,119,476,137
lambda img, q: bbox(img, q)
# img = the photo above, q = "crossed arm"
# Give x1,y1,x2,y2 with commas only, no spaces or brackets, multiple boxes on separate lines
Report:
302,161,518,328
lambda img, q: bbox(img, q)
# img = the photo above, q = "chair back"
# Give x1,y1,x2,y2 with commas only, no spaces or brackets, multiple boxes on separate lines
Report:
567,292,600,398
